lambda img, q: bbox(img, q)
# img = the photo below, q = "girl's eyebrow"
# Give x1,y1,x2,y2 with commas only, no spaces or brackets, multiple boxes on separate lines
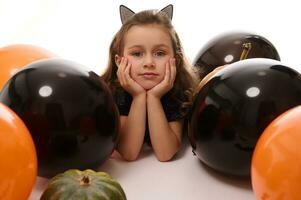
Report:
127,44,170,50
153,44,169,48
127,45,143,50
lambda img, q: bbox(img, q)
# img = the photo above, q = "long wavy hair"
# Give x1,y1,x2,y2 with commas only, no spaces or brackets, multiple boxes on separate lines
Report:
101,9,198,115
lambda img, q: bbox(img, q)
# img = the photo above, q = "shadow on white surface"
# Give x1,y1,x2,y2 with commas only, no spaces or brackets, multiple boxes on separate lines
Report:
198,160,252,190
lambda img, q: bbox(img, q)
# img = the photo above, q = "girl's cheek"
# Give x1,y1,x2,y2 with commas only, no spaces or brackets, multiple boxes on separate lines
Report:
163,57,172,65
131,60,143,67
160,59,169,67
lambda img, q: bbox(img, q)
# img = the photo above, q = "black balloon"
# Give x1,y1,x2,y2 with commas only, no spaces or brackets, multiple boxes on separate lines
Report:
193,32,280,79
188,58,301,177
0,58,119,178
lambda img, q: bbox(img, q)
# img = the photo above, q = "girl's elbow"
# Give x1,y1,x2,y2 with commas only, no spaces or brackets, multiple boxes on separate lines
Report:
156,151,176,162
123,154,139,161
157,156,172,162
116,143,140,161
156,143,181,162
118,149,139,161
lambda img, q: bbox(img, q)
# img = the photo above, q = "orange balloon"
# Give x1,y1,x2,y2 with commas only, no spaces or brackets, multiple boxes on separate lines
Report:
0,103,37,200
0,44,55,90
252,105,301,200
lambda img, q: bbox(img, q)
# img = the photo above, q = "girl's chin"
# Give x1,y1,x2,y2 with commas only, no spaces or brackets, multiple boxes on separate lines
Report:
142,85,156,90
137,82,159,90
135,78,163,90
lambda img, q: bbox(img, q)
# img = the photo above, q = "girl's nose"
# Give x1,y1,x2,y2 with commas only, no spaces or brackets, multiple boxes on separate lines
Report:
143,55,155,68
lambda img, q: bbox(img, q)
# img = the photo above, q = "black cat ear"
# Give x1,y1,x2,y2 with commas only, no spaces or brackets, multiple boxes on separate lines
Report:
160,4,173,20
120,5,135,24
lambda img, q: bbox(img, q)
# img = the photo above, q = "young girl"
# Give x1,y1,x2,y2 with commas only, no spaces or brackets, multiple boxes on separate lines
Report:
102,5,197,161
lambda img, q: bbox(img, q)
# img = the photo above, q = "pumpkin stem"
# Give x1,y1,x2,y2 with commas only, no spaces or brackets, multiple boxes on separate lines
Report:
80,176,91,186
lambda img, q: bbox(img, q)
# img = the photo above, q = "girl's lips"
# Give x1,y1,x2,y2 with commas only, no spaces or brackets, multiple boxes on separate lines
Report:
140,72,159,79
142,72,158,76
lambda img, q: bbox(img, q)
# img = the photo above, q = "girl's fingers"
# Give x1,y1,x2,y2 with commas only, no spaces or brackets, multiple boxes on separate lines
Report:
116,57,122,75
117,57,126,85
124,61,132,82
164,59,171,84
118,57,135,90
121,58,130,86
123,57,129,73
170,58,176,84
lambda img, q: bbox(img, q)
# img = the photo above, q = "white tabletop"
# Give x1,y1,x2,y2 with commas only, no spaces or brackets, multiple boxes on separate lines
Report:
29,139,255,200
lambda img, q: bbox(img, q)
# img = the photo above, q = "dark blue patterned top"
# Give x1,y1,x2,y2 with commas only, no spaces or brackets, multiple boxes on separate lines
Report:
114,89,185,144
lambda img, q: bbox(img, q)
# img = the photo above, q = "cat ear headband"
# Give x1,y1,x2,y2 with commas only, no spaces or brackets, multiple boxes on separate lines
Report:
119,4,173,24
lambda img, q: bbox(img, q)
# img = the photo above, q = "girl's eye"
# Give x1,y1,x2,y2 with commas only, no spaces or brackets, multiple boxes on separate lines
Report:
154,51,166,57
131,52,143,57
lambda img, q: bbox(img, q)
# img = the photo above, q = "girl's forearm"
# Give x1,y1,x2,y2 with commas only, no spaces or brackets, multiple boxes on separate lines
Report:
146,94,182,162
117,93,147,161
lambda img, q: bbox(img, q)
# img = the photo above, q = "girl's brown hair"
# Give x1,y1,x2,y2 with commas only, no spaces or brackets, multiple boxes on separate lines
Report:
101,9,198,115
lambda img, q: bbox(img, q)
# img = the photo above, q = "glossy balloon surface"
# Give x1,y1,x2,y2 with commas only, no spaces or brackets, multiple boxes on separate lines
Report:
189,58,301,176
0,58,119,178
193,32,280,79
0,44,55,90
252,105,301,200
195,65,226,94
0,103,37,200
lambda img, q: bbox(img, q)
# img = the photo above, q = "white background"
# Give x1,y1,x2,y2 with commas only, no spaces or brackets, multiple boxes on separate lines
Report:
0,0,300,75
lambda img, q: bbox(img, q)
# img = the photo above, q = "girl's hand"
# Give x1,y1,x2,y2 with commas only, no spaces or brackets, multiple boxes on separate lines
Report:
117,57,145,97
147,58,176,98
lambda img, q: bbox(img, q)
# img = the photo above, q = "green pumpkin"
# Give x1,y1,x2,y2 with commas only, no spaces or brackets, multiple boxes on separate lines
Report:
40,169,127,200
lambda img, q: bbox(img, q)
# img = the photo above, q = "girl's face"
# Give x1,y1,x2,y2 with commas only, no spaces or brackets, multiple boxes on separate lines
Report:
121,24,175,90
